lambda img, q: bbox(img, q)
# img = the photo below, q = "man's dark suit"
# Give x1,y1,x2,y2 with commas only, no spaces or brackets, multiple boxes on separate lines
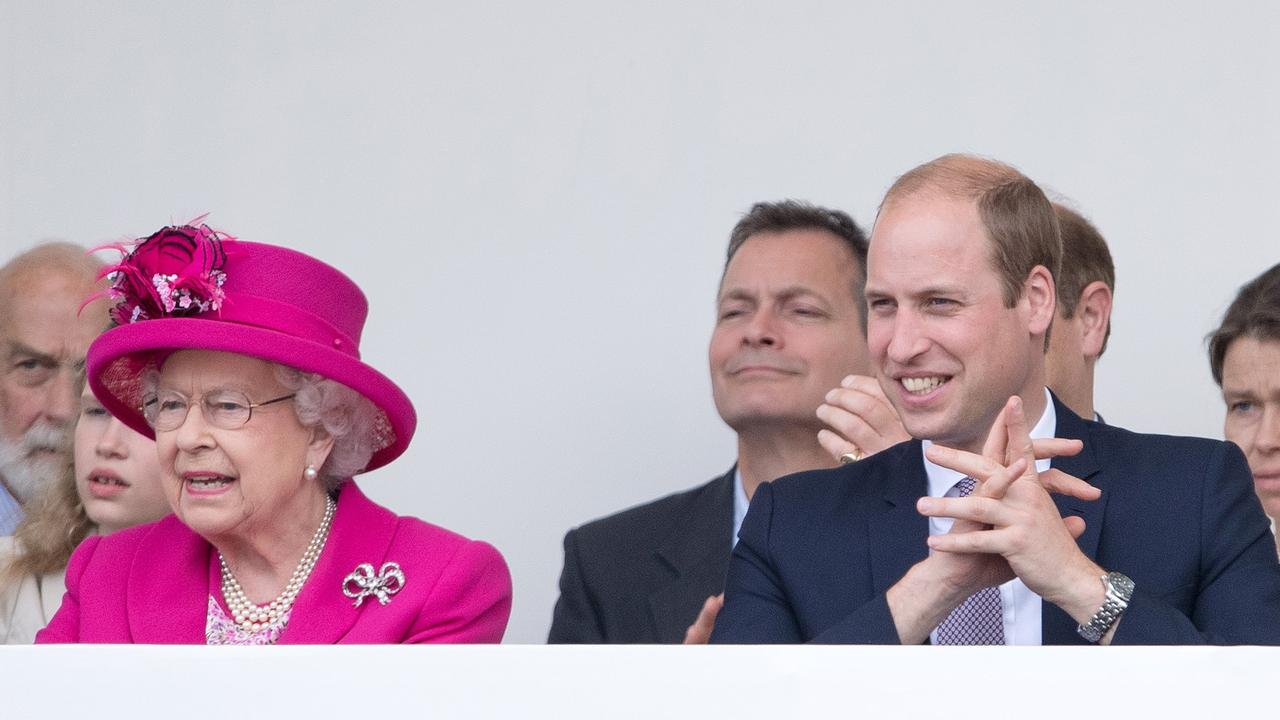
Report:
711,397,1280,644
548,469,735,643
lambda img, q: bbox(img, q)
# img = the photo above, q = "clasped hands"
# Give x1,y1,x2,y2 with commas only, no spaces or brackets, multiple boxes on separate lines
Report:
888,395,1109,644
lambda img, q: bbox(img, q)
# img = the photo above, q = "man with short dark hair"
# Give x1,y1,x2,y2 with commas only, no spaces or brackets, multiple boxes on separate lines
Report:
712,155,1280,645
0,243,105,534
548,200,905,643
1208,262,1280,536
1045,203,1115,421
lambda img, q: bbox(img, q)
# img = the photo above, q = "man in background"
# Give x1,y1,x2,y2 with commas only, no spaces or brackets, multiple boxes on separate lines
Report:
548,200,905,643
0,243,105,534
1044,202,1114,421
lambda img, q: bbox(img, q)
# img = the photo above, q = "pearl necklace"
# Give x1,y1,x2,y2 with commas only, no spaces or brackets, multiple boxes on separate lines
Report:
219,495,336,633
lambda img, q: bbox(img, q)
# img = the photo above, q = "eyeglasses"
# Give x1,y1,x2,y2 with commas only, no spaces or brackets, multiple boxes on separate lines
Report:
141,389,296,432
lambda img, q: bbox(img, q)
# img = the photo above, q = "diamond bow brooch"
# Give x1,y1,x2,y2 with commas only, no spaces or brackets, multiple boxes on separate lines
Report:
342,561,406,607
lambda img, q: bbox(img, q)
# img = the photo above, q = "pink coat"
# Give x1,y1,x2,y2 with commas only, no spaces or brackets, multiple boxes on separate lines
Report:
36,483,511,643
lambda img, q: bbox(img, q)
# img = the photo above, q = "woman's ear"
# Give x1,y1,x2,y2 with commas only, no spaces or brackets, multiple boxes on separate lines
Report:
307,426,336,472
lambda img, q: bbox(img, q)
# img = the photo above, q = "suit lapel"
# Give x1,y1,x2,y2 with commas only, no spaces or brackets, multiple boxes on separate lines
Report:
1050,397,1105,557
278,481,399,644
127,518,213,643
1044,394,1107,645
840,399,1108,645
868,442,930,594
648,469,735,643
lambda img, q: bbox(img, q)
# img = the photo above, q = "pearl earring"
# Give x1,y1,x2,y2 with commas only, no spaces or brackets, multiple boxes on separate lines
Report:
304,465,319,481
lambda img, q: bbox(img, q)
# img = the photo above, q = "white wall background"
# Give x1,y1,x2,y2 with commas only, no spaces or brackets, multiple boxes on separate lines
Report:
2,1,1276,643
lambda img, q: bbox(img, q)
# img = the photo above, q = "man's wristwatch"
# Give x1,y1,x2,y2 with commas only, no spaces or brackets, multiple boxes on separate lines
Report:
1076,571,1135,643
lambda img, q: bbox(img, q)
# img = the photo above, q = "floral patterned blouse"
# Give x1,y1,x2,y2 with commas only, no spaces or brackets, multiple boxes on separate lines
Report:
205,596,289,645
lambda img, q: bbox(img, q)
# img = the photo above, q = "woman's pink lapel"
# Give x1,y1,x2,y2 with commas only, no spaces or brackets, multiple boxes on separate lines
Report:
277,482,399,644
121,483,397,644
125,517,214,643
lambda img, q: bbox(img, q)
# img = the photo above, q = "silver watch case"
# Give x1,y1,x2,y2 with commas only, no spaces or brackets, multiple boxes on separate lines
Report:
1076,571,1135,643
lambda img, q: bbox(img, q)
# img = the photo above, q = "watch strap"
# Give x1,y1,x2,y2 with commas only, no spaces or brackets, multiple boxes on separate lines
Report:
1076,571,1134,643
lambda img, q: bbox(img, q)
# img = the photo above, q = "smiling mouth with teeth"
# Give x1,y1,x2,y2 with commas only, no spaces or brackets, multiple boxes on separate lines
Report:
901,376,949,395
188,476,234,490
91,475,129,487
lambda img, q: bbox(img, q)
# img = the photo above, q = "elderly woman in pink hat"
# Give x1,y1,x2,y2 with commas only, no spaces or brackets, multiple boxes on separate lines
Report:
36,221,511,644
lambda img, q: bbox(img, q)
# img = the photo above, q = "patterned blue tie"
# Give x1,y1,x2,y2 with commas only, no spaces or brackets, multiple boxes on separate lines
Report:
934,476,1006,645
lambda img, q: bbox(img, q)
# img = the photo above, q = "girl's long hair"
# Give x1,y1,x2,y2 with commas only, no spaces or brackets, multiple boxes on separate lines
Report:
2,452,94,582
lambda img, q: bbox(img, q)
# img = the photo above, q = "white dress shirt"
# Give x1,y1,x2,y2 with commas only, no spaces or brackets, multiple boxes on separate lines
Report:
732,468,748,549
922,387,1056,645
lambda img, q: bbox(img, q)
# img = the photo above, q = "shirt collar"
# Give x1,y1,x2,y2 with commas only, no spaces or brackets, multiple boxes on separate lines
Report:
732,466,749,547
922,387,1057,498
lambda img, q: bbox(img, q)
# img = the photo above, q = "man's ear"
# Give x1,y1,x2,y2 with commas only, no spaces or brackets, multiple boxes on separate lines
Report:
1024,265,1056,337
1076,280,1114,359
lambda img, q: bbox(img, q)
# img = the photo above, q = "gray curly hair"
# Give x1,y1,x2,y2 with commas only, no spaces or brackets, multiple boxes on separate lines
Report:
273,365,380,489
142,363,381,491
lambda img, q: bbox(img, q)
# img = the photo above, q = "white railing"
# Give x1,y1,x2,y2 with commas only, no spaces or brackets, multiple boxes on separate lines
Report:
3,645,1271,718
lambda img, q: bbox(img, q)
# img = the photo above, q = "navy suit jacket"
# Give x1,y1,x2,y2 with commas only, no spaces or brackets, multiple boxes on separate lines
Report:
548,469,734,643
711,398,1280,644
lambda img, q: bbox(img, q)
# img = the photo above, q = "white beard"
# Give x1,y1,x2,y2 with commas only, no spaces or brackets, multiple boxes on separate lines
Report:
0,421,70,503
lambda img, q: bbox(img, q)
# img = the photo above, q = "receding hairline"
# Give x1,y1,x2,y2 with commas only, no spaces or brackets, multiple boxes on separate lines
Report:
871,153,1062,326
874,185,983,229
869,187,997,270
879,153,1030,211
0,242,104,297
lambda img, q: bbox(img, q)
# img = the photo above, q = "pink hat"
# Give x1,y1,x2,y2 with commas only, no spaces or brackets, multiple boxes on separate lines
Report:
85,221,416,473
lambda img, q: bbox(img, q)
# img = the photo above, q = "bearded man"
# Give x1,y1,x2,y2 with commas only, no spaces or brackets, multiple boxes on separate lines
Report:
0,242,105,533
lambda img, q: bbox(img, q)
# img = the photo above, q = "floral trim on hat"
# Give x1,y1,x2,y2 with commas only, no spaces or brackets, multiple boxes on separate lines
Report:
93,217,232,326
